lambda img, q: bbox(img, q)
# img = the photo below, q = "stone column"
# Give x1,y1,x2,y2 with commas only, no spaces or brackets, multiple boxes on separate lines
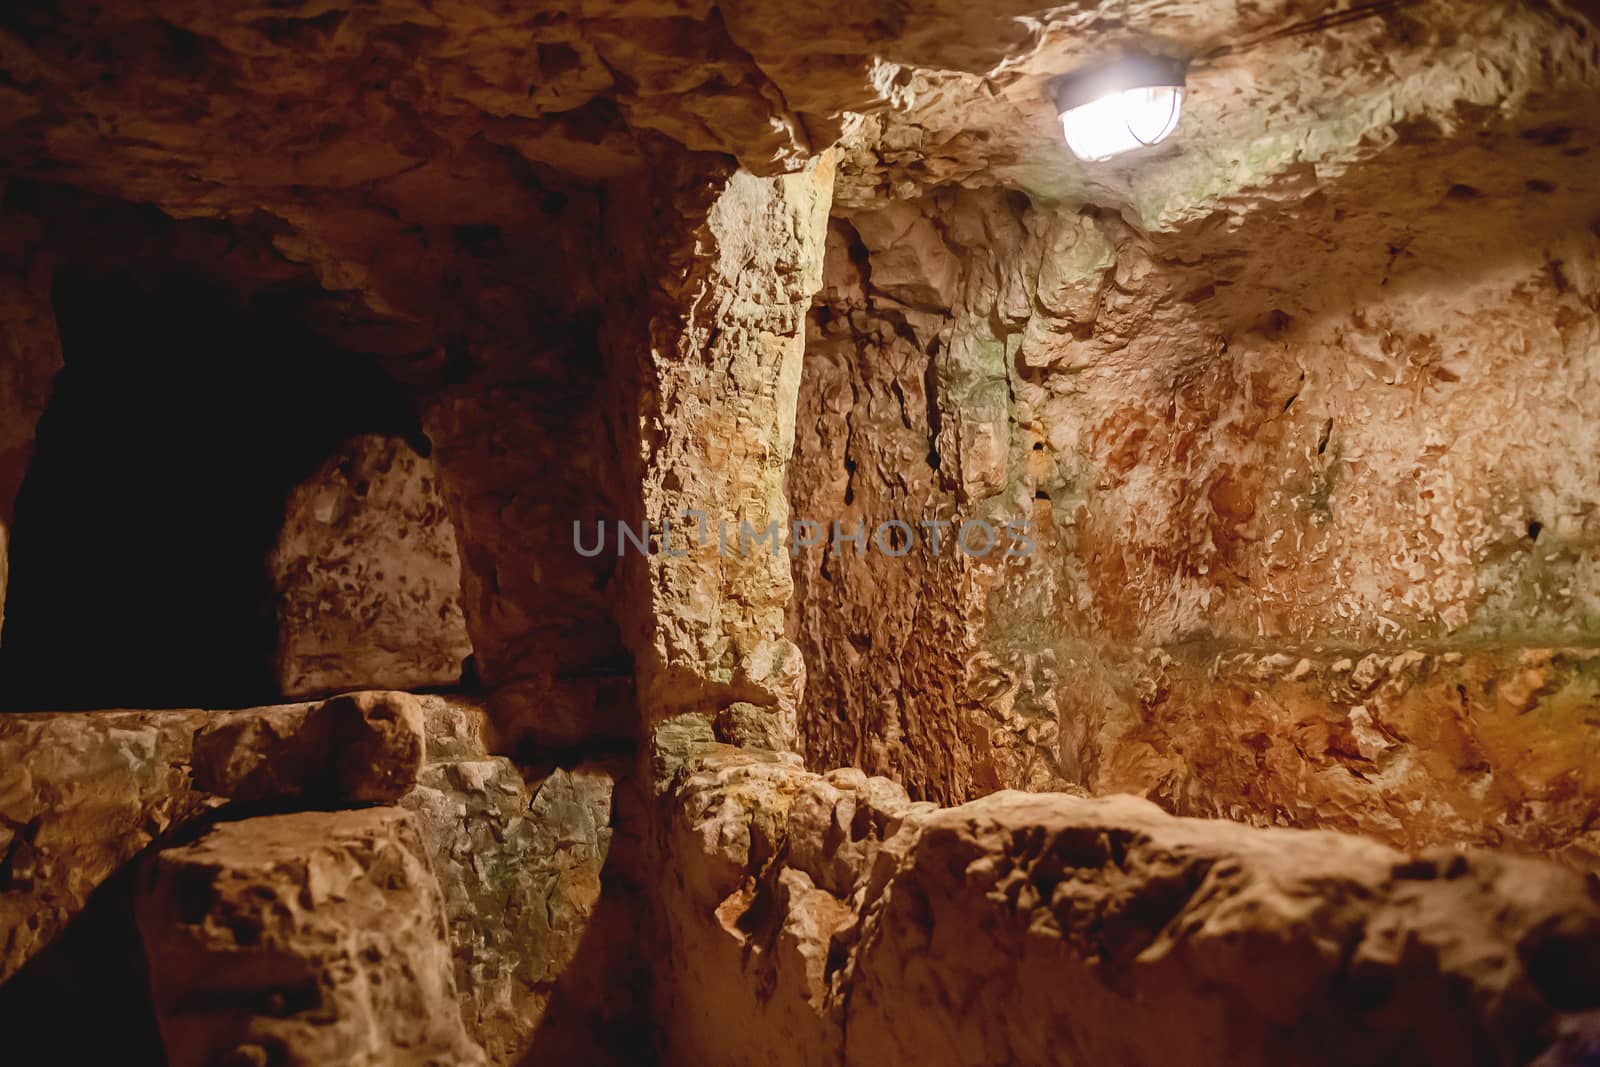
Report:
620,153,835,753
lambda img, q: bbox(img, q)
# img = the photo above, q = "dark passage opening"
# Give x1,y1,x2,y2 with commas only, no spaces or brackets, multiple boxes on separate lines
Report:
0,268,420,711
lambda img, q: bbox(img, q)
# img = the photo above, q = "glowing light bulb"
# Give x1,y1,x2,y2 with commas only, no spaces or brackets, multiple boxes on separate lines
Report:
1051,54,1188,163
1060,85,1185,162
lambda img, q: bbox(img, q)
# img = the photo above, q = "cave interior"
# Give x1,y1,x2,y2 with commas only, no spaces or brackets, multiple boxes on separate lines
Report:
1,1,1599,1064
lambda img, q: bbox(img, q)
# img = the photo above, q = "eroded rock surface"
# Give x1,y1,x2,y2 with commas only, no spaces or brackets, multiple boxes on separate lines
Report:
848,791,1600,1067
402,696,622,1062
1088,645,1600,871
1,2,1598,1062
790,65,1600,855
271,434,471,698
0,694,621,1067
660,747,1600,1067
619,154,836,736
0,707,212,984
137,806,486,1067
421,278,640,746
192,690,427,804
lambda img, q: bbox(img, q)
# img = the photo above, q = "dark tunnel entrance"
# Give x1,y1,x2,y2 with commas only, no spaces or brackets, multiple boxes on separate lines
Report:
0,267,421,711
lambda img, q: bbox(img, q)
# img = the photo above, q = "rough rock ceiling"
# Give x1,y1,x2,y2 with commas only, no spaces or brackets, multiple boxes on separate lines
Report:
838,1,1600,206
7,1,1596,248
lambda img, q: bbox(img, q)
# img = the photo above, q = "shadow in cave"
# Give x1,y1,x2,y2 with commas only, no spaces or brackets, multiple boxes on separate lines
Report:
0,801,240,1066
516,766,660,1065
0,854,169,1065
0,267,422,711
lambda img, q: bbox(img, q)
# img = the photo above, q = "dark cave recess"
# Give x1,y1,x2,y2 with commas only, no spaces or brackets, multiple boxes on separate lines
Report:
0,267,425,712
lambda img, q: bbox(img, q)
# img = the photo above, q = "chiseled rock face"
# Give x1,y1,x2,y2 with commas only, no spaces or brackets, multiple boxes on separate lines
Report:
659,747,1600,1067
270,435,471,699
623,154,836,735
1088,646,1600,871
136,806,486,1067
791,32,1600,849
421,329,639,749
327,690,429,802
191,690,426,805
846,791,1600,1067
0,694,619,1067
401,696,619,1062
0,708,213,985
0,0,869,354
657,748,901,1067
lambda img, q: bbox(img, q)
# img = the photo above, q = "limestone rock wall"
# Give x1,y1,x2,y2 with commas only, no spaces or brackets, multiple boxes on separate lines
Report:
420,245,642,745
657,745,1600,1067
617,154,836,738
787,3,1600,858
1,2,1598,1062
0,696,621,1063
137,806,488,1067
271,435,472,698
0,707,212,985
788,206,1001,800
608,150,845,1067
1082,645,1600,871
402,698,623,1062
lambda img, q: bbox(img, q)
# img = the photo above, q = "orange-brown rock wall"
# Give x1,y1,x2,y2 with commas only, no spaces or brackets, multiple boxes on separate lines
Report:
790,110,1600,870
655,745,1600,1067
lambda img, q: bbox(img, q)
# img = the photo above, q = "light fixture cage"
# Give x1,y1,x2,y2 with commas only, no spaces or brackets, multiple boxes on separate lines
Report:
1051,53,1189,162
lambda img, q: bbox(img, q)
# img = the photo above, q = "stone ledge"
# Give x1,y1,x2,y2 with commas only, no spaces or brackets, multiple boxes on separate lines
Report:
659,746,1600,1067
136,806,487,1067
